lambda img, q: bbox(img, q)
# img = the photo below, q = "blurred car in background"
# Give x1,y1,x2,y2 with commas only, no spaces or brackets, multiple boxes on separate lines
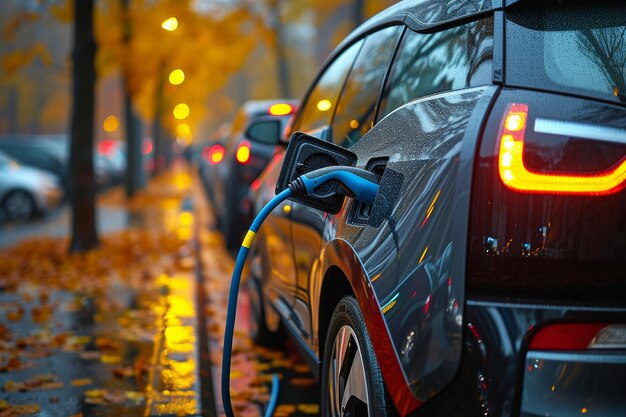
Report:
0,134,129,190
201,99,297,250
0,151,62,221
0,134,67,187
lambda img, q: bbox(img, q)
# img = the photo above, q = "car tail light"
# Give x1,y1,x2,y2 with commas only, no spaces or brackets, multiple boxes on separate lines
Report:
498,103,626,195
268,103,294,116
143,140,153,155
203,144,225,166
529,323,626,350
235,142,250,164
98,139,116,156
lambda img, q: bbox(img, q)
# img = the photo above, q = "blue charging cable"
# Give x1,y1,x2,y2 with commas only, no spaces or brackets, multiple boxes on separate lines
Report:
221,166,380,417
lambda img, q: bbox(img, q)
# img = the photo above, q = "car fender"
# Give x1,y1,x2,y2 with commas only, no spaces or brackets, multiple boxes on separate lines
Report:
316,237,423,416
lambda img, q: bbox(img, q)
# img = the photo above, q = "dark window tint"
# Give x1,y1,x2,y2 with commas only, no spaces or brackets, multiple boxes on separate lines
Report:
291,40,363,135
332,26,402,148
246,120,280,144
506,0,626,103
379,18,493,119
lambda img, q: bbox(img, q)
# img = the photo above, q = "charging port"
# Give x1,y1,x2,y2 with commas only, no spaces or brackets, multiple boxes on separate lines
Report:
348,157,388,225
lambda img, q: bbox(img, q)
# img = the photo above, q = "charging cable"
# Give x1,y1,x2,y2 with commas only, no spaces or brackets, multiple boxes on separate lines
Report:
221,166,381,417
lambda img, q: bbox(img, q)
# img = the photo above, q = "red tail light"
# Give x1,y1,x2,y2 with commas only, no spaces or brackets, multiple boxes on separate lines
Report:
498,103,626,195
235,142,250,164
98,139,116,156
203,144,225,166
529,323,626,350
268,103,293,116
143,140,153,156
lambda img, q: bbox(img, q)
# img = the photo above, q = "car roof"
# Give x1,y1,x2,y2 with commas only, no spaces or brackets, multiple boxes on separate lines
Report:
335,0,500,54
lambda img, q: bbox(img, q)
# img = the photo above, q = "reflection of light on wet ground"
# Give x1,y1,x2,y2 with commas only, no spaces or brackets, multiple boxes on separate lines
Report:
174,173,192,191
146,270,200,415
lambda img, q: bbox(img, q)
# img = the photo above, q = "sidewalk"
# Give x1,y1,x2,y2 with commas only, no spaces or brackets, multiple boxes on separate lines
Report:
0,166,206,417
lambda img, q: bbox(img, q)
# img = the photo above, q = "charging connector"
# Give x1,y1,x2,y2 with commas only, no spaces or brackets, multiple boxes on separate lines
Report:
221,166,381,417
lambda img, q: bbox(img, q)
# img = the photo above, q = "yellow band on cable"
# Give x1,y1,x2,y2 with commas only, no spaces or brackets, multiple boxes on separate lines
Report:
242,230,256,248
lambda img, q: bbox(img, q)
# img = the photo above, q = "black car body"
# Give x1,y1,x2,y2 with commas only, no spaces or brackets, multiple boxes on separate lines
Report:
202,99,297,250
248,1,626,416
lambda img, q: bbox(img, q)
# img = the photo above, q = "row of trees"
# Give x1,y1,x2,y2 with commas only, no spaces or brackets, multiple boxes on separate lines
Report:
2,0,395,252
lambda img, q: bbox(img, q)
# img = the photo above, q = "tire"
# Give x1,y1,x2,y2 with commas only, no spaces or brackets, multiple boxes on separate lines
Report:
247,276,283,347
321,296,394,417
2,190,36,221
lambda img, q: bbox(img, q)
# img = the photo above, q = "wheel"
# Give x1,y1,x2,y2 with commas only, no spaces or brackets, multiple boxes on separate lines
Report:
321,296,394,417
247,275,283,347
2,190,36,221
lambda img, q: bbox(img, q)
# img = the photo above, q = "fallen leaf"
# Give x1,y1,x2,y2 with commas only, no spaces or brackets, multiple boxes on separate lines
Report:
84,389,105,399
11,404,41,415
100,354,122,364
298,404,320,414
290,378,316,388
112,367,134,378
71,378,92,387
124,391,145,402
40,381,64,390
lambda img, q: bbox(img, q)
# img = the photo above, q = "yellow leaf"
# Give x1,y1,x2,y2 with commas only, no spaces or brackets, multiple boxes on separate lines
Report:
71,378,93,387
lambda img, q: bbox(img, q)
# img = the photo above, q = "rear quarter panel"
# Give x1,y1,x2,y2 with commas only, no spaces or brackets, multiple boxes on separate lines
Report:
318,86,499,412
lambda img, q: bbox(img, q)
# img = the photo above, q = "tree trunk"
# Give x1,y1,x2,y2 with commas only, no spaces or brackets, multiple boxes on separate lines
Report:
152,63,166,175
269,0,291,98
69,0,99,252
122,0,145,197
354,0,364,28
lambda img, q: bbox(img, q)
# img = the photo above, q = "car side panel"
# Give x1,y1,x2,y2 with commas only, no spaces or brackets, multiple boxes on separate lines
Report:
322,86,498,407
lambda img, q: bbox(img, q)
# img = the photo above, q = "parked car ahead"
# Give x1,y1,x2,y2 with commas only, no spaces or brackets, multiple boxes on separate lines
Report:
0,151,62,221
248,1,626,416
201,99,297,250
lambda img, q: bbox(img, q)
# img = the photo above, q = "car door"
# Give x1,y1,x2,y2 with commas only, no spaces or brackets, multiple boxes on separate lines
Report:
290,25,404,348
260,40,363,331
324,16,496,403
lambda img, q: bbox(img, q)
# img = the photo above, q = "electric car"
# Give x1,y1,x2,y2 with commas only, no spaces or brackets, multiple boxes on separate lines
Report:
248,1,626,416
201,99,297,250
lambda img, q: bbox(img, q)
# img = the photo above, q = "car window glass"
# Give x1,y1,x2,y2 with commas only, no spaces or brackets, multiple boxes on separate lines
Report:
291,39,363,135
332,26,402,148
379,17,493,119
247,120,280,144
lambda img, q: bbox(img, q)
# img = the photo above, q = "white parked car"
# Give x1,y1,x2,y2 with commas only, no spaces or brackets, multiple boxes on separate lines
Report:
0,151,62,221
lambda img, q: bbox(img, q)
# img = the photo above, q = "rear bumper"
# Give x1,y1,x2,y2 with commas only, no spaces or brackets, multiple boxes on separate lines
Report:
521,350,626,417
457,299,626,417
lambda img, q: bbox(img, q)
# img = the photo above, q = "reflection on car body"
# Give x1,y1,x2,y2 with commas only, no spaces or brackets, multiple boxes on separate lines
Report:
247,1,626,416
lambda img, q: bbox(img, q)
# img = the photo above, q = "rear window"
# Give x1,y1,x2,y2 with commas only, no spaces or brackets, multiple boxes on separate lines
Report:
506,0,626,104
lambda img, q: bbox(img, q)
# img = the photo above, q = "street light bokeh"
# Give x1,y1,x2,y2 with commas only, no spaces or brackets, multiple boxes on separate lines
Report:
103,115,118,132
161,17,178,31
173,103,190,120
169,69,185,85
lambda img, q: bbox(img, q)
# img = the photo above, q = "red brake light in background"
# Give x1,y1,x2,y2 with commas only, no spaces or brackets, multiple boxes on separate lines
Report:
98,139,116,156
203,144,225,166
498,103,626,195
143,140,153,156
268,103,293,116
235,142,251,164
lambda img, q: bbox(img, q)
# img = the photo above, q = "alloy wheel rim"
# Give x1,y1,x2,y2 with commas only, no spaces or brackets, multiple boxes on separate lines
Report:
328,325,370,416
5,191,33,220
